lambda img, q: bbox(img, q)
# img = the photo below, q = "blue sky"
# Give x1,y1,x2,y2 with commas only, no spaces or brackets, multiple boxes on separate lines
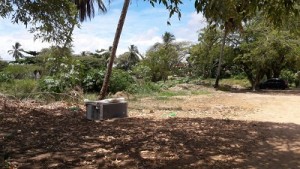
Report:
0,0,207,61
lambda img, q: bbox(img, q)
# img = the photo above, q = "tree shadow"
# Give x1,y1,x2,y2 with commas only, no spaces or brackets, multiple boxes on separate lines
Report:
1,106,300,169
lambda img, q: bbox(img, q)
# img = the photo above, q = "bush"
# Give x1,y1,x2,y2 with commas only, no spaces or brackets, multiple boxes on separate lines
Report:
126,81,161,95
109,69,134,93
294,71,300,87
3,64,42,79
280,70,296,86
39,66,82,93
0,79,38,98
76,56,107,72
39,77,63,93
38,54,83,93
0,60,8,71
82,69,106,92
82,69,134,94
132,64,152,81
0,72,12,83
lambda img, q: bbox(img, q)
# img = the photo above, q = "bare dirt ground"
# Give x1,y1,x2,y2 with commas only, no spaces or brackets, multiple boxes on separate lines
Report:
1,85,300,169
129,84,300,124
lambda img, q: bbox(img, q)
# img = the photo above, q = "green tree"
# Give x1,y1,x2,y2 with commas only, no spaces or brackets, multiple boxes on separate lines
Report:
190,26,221,78
143,46,179,82
194,0,300,88
235,18,300,90
141,32,181,82
7,42,24,61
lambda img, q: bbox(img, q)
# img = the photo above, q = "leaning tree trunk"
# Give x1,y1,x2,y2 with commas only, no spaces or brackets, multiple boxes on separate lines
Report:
99,0,130,100
214,28,227,88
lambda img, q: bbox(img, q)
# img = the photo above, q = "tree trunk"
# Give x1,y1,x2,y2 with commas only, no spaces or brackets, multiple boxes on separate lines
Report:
214,28,227,88
63,16,77,49
99,0,130,100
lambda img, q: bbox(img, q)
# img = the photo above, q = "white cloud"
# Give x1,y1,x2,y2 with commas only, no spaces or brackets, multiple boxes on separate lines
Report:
0,3,207,61
174,12,207,43
0,20,51,61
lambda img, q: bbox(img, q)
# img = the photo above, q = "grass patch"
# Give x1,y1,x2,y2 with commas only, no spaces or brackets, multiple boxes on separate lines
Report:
158,90,188,97
0,79,38,99
191,90,211,95
83,93,99,101
220,78,251,88
193,78,251,88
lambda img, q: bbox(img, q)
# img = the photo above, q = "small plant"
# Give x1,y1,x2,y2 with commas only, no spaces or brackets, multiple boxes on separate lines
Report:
0,72,12,83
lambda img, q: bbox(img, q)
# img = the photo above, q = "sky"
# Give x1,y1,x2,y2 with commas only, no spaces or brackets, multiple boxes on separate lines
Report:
0,1,207,61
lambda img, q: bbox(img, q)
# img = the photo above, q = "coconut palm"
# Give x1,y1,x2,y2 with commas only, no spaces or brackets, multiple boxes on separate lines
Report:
128,44,142,63
162,32,176,46
99,0,130,99
7,42,24,61
148,32,176,52
73,0,107,22
116,45,142,71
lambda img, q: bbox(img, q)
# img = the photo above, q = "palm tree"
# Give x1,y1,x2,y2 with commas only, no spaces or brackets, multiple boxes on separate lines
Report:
21,50,40,56
99,0,130,99
116,45,142,71
62,0,108,48
73,0,107,22
7,42,24,61
162,32,176,46
128,44,142,64
194,1,244,88
149,32,176,52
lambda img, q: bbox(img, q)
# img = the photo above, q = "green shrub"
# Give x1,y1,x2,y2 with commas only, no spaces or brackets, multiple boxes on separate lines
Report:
294,71,300,87
127,81,161,95
82,69,134,93
0,60,8,71
76,56,107,72
39,67,82,93
39,77,63,93
0,79,38,98
232,73,247,80
132,64,152,81
38,55,84,93
82,69,106,92
3,64,42,79
0,72,12,83
109,69,134,93
280,70,296,86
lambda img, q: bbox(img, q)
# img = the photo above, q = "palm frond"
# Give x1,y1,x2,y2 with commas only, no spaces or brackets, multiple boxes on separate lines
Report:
74,0,107,22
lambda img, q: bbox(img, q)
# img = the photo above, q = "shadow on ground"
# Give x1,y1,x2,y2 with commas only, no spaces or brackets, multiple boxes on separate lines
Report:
1,105,299,169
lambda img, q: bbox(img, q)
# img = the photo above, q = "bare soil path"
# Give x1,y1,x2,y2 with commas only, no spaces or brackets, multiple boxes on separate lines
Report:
1,86,300,169
129,89,300,124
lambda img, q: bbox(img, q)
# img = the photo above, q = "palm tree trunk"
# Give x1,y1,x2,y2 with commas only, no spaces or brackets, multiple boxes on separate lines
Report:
214,28,227,88
99,0,130,100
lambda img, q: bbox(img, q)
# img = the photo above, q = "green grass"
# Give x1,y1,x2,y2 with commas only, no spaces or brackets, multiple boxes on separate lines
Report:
0,79,38,98
191,90,211,95
220,78,251,88
83,93,99,101
194,78,251,88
